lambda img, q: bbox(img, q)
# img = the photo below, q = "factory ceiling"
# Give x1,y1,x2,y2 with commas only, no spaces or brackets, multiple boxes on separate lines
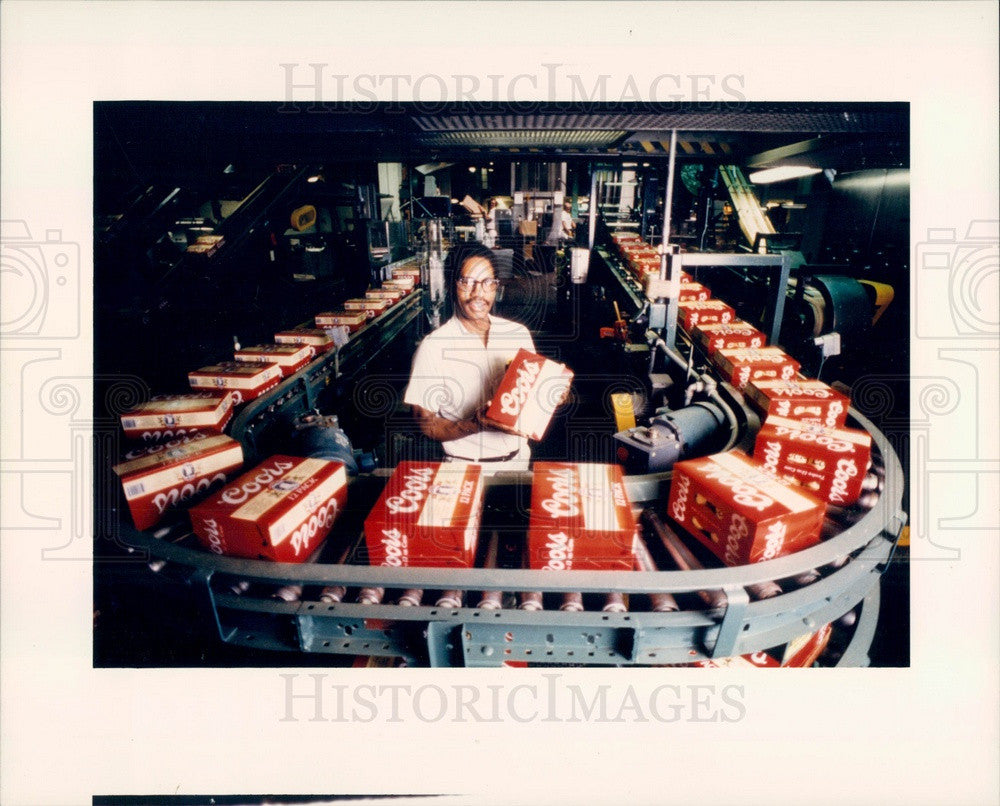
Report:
95,101,908,197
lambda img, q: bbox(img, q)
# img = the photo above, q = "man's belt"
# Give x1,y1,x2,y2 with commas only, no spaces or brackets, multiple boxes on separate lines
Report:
446,448,520,463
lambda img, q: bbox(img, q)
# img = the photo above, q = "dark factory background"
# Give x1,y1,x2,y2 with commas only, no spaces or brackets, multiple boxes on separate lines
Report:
93,102,909,667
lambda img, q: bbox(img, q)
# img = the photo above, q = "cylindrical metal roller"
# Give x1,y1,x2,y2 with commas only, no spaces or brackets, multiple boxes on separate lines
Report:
357,587,385,605
746,580,782,600
602,592,628,613
272,585,303,602
477,531,504,609
837,609,858,629
478,591,503,610
397,589,423,607
790,569,821,587
319,543,355,605
319,585,347,603
519,544,543,611
519,591,544,611
435,590,463,609
632,535,680,612
559,592,584,612
860,472,881,493
642,509,726,609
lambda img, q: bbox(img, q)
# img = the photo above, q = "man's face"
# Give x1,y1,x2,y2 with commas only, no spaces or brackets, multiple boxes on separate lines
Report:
454,255,498,327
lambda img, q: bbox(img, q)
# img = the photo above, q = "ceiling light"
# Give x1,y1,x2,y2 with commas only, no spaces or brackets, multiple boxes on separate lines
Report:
748,166,822,184
415,162,454,175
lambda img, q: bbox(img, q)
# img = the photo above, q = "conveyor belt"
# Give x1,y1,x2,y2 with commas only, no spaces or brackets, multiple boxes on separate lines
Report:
231,287,424,465
118,404,904,667
109,248,904,667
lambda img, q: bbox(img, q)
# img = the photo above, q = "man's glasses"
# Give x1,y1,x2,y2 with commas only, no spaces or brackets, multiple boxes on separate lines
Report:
456,277,500,292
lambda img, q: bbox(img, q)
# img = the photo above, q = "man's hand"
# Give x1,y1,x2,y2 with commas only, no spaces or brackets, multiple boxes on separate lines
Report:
413,405,485,443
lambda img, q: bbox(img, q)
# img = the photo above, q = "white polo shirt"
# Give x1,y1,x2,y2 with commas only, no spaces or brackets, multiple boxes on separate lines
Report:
404,314,535,461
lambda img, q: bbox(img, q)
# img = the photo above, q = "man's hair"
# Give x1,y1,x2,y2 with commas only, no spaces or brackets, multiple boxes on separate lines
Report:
445,243,498,310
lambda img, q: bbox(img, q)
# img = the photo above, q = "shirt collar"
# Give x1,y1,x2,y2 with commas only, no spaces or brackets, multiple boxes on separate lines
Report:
452,314,498,338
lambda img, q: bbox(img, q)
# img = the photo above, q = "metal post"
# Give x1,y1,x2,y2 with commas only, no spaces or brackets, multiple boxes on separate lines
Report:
587,164,598,250
661,129,678,258
660,130,680,346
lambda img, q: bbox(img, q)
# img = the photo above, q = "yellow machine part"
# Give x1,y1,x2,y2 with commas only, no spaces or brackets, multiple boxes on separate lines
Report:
858,280,895,325
611,393,637,431
290,204,317,231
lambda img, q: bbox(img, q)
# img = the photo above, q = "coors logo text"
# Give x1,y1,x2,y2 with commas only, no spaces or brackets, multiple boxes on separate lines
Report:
540,467,580,518
221,459,296,505
386,466,435,515
499,359,541,417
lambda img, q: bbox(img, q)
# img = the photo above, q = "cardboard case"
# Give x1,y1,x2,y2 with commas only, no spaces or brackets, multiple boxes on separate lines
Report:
189,455,348,562
527,462,637,571
113,433,244,531
188,361,283,405
745,379,850,429
754,415,872,505
234,343,313,377
667,450,826,566
483,348,573,441
120,391,234,442
364,461,485,568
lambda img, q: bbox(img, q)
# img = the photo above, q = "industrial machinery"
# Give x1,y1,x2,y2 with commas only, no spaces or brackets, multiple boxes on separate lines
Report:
108,243,905,667
95,104,909,668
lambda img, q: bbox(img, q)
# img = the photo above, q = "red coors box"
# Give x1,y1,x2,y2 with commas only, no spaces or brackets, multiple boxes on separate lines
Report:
120,391,234,442
364,461,485,568
527,462,637,571
343,297,390,318
667,450,826,566
483,348,574,441
678,282,712,302
189,455,348,562
383,277,415,292
188,361,282,405
315,311,367,332
234,343,313,377
113,433,244,531
677,299,736,331
366,288,404,304
745,379,850,429
693,321,767,355
391,267,421,283
754,415,872,506
691,652,781,668
689,623,832,668
712,346,800,390
274,328,335,356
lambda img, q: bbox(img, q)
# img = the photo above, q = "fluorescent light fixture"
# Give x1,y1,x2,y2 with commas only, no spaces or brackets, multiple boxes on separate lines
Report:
415,162,454,175
748,166,822,184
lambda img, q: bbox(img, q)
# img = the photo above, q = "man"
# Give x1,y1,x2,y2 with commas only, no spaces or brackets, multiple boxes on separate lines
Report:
404,243,534,465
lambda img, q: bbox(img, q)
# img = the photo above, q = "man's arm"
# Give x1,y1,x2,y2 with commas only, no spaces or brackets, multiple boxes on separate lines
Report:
411,405,484,443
